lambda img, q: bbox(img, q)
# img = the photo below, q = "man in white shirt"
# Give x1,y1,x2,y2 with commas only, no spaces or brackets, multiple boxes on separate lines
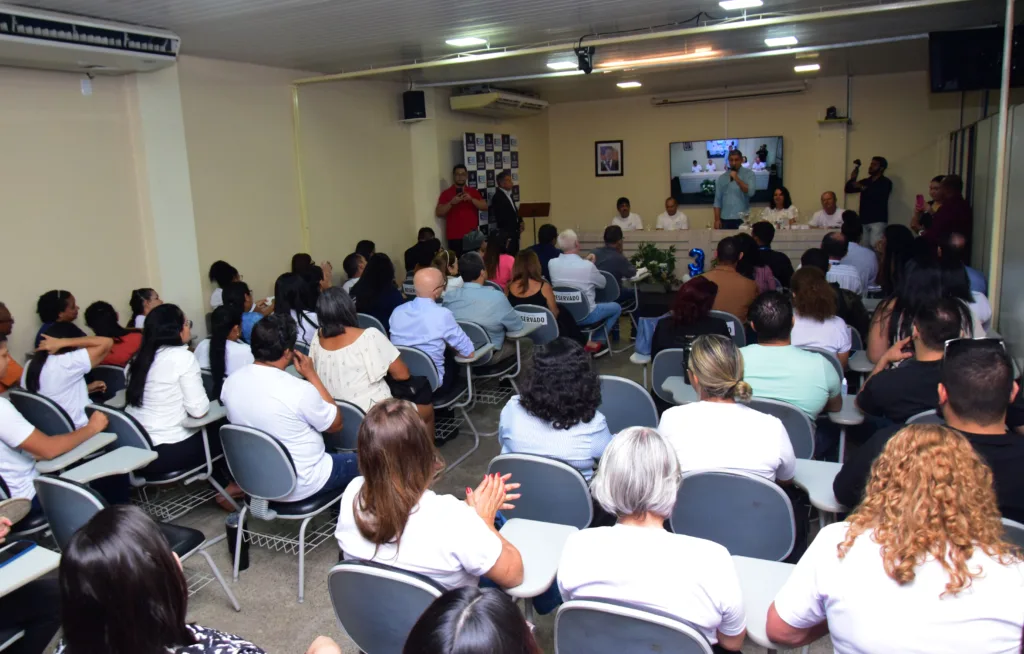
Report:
549,230,621,358
839,214,878,291
706,159,718,173
741,156,751,169
752,156,767,171
691,160,703,173
656,197,689,230
221,314,356,503
611,197,643,231
341,252,364,294
808,191,845,228
822,232,865,295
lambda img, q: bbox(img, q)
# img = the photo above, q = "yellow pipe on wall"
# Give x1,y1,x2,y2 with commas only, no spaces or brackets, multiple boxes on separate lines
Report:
291,84,311,252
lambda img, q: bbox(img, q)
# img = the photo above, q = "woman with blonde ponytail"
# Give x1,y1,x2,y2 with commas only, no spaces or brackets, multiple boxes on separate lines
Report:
657,334,796,483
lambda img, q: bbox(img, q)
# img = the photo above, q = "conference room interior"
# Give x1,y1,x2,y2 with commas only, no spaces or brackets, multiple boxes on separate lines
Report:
1,0,1023,652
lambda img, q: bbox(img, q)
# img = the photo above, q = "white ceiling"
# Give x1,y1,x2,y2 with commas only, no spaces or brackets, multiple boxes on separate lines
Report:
15,0,1007,100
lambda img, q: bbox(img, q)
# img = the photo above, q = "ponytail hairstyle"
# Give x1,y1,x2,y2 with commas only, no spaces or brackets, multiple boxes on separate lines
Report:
686,334,752,402
208,260,239,290
36,289,73,323
84,301,128,341
25,322,87,393
125,304,187,408
273,273,318,337
221,281,252,312
208,305,242,399
127,288,157,328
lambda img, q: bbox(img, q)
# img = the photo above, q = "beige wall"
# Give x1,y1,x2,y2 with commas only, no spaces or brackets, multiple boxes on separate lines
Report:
547,71,975,233
0,67,148,360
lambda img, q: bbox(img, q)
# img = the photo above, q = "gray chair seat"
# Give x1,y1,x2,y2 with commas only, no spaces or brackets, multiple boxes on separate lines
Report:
264,485,346,517
159,522,206,555
11,511,48,535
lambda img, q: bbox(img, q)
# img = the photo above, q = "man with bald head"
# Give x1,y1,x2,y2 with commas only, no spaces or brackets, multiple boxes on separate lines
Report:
808,191,844,228
388,267,475,392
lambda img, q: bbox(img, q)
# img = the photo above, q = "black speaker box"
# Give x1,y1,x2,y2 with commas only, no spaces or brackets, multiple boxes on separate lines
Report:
403,90,426,120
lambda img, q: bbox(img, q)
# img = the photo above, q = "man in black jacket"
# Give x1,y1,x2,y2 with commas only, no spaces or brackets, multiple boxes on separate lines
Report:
751,221,794,288
833,339,1024,522
489,171,523,255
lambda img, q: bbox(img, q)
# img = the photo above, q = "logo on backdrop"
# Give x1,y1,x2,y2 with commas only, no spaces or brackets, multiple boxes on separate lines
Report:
465,133,476,152
512,171,519,183
476,135,485,149
512,186,520,202
486,170,495,187
501,153,511,168
484,134,494,151
485,153,494,167
476,154,486,171
468,171,478,186
502,134,511,151
510,151,519,168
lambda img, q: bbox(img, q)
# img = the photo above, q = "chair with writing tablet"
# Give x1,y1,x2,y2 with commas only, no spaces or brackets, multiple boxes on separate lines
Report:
553,284,612,347
486,454,592,529
484,280,504,293
556,599,713,654
598,375,659,432
747,397,815,460
513,305,559,346
651,348,696,406
1001,518,1024,548
325,400,364,452
708,310,745,347
8,389,75,436
596,271,636,354
357,312,387,335
905,409,943,425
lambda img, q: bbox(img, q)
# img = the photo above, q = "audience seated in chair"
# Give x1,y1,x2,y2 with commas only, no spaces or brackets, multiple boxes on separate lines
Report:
527,223,561,281
193,306,254,396
404,227,437,273
355,240,376,260
789,267,852,369
335,399,524,590
0,334,110,517
275,272,320,346
855,297,963,425
341,252,365,294
821,232,864,295
221,313,357,503
431,249,462,297
839,214,878,292
292,252,314,274
389,268,474,395
592,225,637,294
483,230,516,291
34,289,84,347
404,587,541,654
507,250,591,348
734,232,777,294
700,236,757,323
651,276,730,360
557,427,747,652
127,288,162,329
799,248,870,340
769,425,1024,651
659,335,795,482
741,292,842,420
834,339,1024,521
0,302,20,392
208,260,240,309
751,222,794,288
26,323,112,428
549,229,620,357
310,287,435,437
443,252,524,363
350,253,405,331
221,281,272,344
84,301,142,367
939,241,992,332
498,338,612,481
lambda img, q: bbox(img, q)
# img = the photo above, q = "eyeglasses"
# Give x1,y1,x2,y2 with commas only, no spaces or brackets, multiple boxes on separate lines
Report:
943,337,1005,358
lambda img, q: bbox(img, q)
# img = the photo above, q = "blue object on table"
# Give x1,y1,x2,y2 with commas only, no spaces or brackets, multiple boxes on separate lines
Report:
635,313,670,356
688,248,705,278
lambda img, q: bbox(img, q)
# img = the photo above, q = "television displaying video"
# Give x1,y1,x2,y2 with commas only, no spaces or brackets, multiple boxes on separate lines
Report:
669,136,783,205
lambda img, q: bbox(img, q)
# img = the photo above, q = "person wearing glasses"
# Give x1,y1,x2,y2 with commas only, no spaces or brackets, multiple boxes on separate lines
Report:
834,338,1024,522
388,267,475,395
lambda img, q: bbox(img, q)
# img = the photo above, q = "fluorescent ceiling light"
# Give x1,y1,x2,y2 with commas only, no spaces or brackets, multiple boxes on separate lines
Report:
765,36,798,47
617,81,642,89
719,0,763,10
695,46,713,54
547,61,578,70
794,63,821,73
445,37,487,47
599,49,718,70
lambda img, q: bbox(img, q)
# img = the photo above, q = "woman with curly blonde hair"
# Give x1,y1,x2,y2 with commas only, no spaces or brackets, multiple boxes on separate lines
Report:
767,424,1024,652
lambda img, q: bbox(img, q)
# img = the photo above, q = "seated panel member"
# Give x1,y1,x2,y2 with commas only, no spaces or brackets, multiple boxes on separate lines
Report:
808,191,845,229
656,197,689,230
691,160,703,173
611,197,643,231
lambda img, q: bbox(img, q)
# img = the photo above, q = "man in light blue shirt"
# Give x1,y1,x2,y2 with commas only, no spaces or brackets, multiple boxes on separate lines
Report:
713,149,756,229
443,252,524,362
389,267,475,391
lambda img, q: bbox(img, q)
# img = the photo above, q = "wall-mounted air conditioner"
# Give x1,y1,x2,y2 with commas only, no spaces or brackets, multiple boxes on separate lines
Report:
0,4,179,75
652,82,808,106
450,90,549,118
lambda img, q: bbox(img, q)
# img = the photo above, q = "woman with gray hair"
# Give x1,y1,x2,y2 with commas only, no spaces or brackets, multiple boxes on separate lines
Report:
557,427,747,652
658,334,795,483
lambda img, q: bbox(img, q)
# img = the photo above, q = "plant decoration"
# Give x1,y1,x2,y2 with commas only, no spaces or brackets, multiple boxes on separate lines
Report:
629,242,678,286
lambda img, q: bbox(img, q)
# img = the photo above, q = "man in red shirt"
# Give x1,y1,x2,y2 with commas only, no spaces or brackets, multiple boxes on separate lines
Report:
435,164,487,256
926,174,973,257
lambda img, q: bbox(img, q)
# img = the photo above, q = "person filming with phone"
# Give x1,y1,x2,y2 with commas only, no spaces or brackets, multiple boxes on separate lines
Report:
436,164,487,257
845,156,892,247
713,149,756,229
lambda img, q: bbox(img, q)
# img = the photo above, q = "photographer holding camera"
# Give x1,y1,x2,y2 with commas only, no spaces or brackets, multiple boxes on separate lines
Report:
844,156,892,247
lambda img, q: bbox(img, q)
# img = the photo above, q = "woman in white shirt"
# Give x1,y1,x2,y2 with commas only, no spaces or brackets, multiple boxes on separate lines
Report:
759,186,799,226
25,323,112,429
274,272,319,345
127,288,162,329
207,260,239,309
768,425,1024,653
335,398,524,591
193,306,254,398
789,266,852,369
558,427,747,651
658,335,795,482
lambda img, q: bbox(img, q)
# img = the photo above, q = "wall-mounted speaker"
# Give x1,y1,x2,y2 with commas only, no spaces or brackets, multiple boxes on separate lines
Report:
403,90,426,120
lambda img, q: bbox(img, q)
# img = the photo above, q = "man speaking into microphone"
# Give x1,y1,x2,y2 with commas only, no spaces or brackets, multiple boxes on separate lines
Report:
713,149,756,229
436,164,488,256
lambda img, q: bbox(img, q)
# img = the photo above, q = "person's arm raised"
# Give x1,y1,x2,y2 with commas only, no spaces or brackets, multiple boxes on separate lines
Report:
20,410,109,461
37,335,113,368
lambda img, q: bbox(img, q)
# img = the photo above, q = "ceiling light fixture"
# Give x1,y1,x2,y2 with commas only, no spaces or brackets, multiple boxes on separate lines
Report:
617,81,642,89
598,49,718,70
719,0,763,10
445,37,487,47
765,36,798,47
546,61,579,70
695,47,713,54
794,63,821,73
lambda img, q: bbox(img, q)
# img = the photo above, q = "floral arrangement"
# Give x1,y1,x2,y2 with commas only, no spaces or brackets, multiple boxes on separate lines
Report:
629,242,678,286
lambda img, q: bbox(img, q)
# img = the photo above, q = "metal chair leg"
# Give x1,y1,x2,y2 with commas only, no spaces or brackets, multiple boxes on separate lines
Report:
444,407,481,473
197,548,242,611
838,427,848,463
298,516,311,603
233,505,247,581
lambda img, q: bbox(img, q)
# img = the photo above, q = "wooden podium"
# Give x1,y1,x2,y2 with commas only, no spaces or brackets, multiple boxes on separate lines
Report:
518,202,551,246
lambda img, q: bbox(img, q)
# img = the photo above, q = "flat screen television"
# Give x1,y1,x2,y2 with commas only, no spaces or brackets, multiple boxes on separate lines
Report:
669,136,783,206
929,27,1023,93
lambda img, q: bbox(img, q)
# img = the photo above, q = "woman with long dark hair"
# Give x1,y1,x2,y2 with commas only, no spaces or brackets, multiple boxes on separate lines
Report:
34,289,83,347
350,253,404,329
273,272,319,346
404,587,541,654
734,232,776,293
506,250,591,347
876,224,915,295
126,288,162,329
193,306,253,398
84,301,142,367
207,260,239,309
221,281,273,343
651,276,730,359
26,322,112,428
497,338,611,480
482,230,515,290
335,399,524,590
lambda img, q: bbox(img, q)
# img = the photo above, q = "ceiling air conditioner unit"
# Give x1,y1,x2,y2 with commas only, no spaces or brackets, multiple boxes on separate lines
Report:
0,4,179,75
652,82,807,106
450,91,549,118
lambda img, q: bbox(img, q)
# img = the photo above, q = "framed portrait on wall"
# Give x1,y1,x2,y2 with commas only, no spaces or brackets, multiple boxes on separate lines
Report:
595,140,624,177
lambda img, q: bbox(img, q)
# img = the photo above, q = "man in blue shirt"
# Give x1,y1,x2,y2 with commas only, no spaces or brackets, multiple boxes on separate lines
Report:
528,223,561,280
443,252,525,362
389,268,475,392
713,149,756,229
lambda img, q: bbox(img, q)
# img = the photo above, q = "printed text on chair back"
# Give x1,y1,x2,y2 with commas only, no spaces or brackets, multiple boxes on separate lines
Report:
553,286,592,323
514,306,559,346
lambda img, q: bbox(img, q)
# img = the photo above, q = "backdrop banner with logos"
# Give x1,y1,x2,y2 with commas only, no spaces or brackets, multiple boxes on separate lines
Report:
463,132,519,231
